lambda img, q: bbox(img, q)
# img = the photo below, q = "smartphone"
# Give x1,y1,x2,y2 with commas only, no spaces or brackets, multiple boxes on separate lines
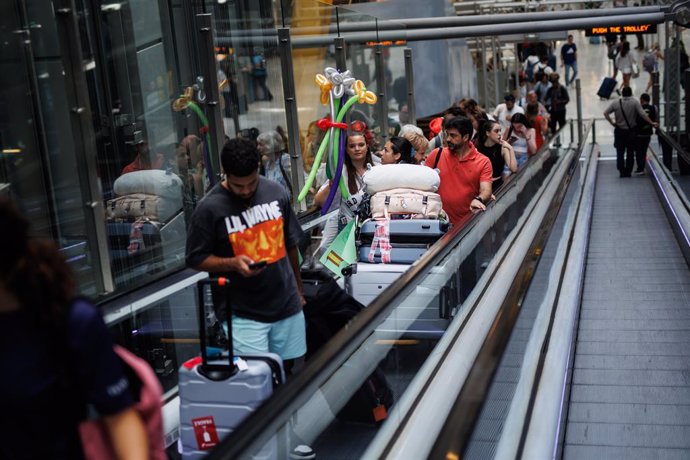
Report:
248,260,267,270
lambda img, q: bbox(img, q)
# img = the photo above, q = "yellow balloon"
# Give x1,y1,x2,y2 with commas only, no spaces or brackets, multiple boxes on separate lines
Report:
315,74,333,106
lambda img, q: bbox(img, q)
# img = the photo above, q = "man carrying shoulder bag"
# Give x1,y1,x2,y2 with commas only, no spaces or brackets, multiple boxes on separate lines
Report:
604,86,658,177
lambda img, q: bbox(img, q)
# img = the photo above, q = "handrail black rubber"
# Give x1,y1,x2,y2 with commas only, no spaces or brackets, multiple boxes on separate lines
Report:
427,121,591,460
656,127,690,166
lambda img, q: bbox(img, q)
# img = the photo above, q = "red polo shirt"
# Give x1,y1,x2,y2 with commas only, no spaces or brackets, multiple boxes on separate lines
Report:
425,143,493,225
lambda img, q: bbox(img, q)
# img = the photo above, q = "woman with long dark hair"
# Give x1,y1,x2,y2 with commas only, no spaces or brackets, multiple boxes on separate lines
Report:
504,112,537,168
0,199,149,459
615,41,637,88
315,123,376,249
476,120,517,191
379,136,414,165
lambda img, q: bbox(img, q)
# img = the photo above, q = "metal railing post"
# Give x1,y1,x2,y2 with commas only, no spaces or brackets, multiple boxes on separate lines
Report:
54,0,114,293
685,69,690,137
575,78,584,145
374,43,389,144
196,14,225,178
404,47,416,125
652,70,660,109
334,36,347,72
277,28,305,208
592,118,597,145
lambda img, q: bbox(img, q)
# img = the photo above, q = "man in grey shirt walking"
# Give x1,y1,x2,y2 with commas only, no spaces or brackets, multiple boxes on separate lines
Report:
604,86,658,177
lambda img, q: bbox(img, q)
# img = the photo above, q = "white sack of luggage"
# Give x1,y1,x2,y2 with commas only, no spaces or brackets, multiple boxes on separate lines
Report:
106,193,180,222
114,169,184,199
370,188,442,219
108,170,183,222
363,164,440,194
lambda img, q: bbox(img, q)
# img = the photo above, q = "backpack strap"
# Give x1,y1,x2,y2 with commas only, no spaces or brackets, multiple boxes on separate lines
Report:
432,147,444,170
277,153,294,200
619,99,632,130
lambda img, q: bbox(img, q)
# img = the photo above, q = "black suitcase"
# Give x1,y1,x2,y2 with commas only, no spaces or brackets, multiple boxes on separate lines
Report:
597,77,617,99
178,278,285,458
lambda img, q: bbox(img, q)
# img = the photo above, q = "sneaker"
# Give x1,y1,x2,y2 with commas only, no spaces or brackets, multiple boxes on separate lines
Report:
632,170,645,176
290,444,316,460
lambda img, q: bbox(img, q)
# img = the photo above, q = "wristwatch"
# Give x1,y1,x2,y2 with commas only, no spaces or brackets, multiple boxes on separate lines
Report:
474,196,485,204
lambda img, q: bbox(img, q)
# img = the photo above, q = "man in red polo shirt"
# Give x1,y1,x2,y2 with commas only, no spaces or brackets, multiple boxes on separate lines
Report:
425,116,493,226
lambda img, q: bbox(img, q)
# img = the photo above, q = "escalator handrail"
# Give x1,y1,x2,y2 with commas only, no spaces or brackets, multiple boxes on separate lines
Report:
656,127,690,166
206,122,574,460
423,121,593,460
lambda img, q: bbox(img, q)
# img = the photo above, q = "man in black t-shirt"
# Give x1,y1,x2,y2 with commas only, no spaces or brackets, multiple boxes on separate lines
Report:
633,93,658,175
186,138,306,364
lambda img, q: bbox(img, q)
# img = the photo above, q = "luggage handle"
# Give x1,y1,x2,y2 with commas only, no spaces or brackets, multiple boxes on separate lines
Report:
197,278,239,381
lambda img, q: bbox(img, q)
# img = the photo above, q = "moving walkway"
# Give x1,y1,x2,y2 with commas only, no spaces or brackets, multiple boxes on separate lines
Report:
206,119,690,459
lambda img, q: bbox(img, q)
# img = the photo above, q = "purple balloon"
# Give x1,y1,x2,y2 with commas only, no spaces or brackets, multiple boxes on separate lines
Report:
321,130,346,216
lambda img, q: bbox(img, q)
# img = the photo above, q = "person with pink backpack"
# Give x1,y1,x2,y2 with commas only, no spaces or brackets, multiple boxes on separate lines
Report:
0,198,165,460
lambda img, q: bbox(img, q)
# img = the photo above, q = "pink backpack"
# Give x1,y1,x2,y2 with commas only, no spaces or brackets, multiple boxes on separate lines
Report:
79,345,166,459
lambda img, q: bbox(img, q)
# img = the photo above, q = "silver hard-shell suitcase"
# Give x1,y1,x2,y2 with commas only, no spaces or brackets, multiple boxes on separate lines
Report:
359,218,448,244
178,278,285,459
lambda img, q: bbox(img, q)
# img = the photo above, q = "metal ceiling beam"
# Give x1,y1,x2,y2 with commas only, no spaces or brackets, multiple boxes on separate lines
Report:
215,12,666,49
215,5,664,38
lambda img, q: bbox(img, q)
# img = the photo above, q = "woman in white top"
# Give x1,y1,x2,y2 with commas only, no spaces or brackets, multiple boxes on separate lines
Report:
315,130,375,250
615,41,636,89
504,113,537,168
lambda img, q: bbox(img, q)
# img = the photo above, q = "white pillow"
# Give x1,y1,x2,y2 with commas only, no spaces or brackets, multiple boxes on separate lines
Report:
114,169,183,200
363,164,440,193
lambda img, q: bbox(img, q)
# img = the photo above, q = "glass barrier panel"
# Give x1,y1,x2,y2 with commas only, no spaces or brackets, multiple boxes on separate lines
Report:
211,0,290,185
230,127,572,459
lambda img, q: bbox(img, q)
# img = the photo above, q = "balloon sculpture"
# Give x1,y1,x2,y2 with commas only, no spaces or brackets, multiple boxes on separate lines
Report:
172,86,216,187
297,67,377,215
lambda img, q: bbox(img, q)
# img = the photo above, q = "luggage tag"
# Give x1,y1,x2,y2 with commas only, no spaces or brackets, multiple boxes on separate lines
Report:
372,398,388,422
233,357,249,372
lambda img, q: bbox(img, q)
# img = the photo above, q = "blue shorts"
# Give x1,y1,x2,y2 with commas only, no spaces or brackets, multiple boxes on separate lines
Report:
223,311,306,360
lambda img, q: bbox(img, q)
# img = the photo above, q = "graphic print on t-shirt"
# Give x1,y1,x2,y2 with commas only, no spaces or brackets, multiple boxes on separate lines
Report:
224,200,286,264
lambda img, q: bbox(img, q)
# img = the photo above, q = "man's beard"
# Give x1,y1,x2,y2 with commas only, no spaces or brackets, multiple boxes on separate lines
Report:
446,140,462,152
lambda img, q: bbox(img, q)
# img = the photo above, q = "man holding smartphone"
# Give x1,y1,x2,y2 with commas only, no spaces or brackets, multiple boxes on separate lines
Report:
186,137,306,366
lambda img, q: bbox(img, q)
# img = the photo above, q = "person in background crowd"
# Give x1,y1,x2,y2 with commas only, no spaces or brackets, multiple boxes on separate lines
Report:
427,106,467,154
258,130,292,198
379,136,415,165
534,54,554,77
603,86,658,177
644,43,664,93
505,113,537,168
615,41,636,88
633,93,658,176
560,34,578,86
524,90,550,128
121,140,164,175
398,124,430,164
525,101,547,151
545,73,569,133
493,94,525,132
0,199,150,460
251,50,273,101
533,71,552,105
424,116,493,226
476,119,517,191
